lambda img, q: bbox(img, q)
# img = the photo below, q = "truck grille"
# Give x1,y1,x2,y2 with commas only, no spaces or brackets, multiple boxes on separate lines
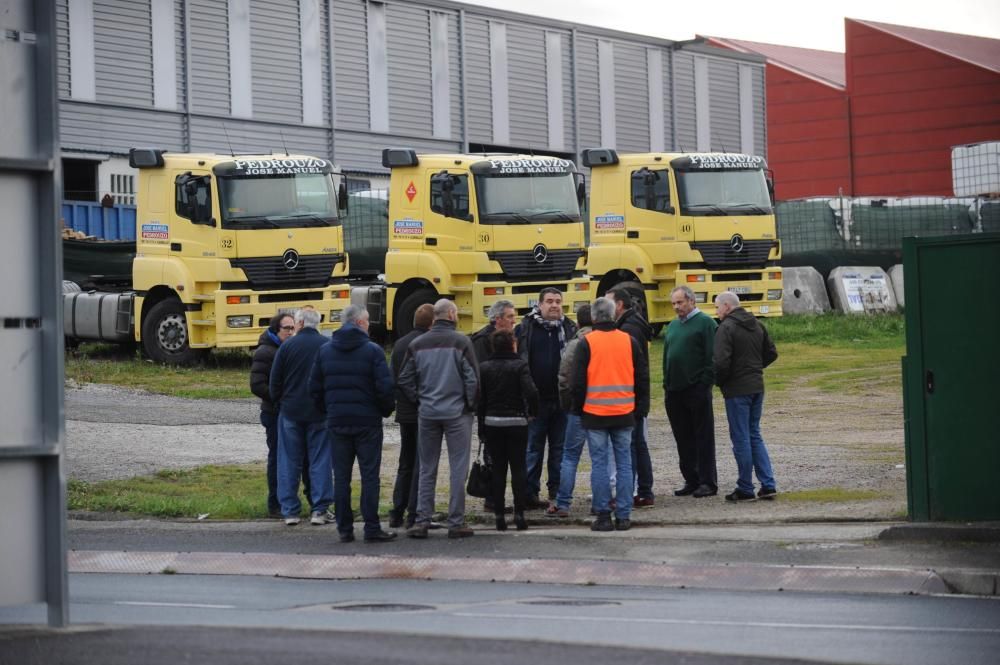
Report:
690,241,775,270
230,254,344,290
488,249,584,280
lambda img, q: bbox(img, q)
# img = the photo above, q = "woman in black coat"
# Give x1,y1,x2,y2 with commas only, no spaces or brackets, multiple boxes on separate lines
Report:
249,312,297,517
478,330,539,531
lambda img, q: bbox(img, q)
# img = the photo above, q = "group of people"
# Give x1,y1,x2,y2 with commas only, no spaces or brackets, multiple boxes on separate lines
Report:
249,285,779,542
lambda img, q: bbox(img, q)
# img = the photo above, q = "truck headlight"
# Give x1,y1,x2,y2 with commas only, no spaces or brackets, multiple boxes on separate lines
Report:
767,289,782,301
227,315,253,328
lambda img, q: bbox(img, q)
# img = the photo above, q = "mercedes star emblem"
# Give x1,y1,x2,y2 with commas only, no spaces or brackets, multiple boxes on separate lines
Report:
532,243,549,263
282,249,300,270
730,234,745,253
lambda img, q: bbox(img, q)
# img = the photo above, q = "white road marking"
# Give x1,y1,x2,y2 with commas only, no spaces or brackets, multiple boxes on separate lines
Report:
113,601,236,610
451,611,1000,635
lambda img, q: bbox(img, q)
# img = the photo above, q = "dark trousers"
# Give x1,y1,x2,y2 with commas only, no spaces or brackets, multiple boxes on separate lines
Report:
330,425,383,537
630,417,654,500
263,410,311,512
484,424,529,514
526,399,567,498
665,383,717,490
391,421,420,522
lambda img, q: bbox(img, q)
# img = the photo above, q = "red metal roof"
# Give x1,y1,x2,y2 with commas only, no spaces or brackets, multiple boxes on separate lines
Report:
851,19,1000,74
701,36,845,89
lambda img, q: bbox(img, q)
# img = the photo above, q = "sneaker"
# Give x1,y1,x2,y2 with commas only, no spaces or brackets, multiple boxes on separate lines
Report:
757,487,777,500
364,530,398,543
725,489,756,502
590,512,614,532
448,525,475,539
284,516,301,526
614,518,631,531
406,523,429,539
633,496,654,508
310,510,333,525
545,505,569,518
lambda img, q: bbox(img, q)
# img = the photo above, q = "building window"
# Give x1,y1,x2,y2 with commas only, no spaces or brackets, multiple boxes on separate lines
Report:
111,174,136,205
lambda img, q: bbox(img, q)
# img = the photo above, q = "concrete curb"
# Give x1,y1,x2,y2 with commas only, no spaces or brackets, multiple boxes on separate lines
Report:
69,550,951,597
877,522,1000,544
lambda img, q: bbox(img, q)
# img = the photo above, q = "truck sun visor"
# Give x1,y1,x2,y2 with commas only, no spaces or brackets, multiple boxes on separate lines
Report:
470,157,576,176
212,158,334,177
671,154,767,171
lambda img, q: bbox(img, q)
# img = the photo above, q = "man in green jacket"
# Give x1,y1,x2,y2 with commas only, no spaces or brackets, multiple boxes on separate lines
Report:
663,286,718,498
713,292,779,502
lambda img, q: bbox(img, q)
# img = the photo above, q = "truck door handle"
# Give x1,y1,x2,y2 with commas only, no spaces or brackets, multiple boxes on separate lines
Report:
925,370,934,394
627,231,639,239
425,237,437,246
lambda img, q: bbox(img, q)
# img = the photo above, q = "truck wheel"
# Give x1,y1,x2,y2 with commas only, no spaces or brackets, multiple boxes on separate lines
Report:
394,288,436,338
141,298,204,365
611,280,649,323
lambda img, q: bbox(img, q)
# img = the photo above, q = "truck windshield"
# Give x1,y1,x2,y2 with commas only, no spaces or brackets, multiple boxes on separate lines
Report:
676,169,772,217
475,173,581,224
218,173,341,229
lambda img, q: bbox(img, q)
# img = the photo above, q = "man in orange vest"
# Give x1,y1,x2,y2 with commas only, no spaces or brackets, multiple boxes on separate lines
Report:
570,298,650,531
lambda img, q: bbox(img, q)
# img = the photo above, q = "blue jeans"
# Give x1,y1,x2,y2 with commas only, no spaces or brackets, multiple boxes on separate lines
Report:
555,413,591,510
330,425,383,537
631,417,654,500
526,399,567,498
586,426,633,520
724,393,776,495
277,415,332,517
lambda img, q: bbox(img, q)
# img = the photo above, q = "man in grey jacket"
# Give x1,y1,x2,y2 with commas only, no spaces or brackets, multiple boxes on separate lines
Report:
398,299,480,538
713,292,779,502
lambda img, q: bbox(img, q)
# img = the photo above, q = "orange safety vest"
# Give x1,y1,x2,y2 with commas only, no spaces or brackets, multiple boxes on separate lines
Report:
583,329,635,417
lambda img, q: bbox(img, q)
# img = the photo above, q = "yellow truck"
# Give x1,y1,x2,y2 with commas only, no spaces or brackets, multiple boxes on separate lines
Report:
581,149,783,330
63,148,352,364
347,149,591,336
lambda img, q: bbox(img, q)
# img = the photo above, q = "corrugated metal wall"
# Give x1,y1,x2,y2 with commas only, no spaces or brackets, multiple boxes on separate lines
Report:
752,64,766,156
386,1,433,137
54,0,764,174
708,57,740,152
507,23,548,149
613,41,650,152
250,0,302,124
673,51,698,152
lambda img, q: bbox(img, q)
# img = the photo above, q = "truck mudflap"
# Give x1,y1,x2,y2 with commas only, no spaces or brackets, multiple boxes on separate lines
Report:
187,284,353,348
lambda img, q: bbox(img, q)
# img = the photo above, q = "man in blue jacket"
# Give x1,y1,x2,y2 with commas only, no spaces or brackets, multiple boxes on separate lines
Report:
269,308,332,526
310,304,396,543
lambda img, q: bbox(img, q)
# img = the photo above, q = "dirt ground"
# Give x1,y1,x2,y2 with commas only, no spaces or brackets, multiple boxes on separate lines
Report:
66,369,908,524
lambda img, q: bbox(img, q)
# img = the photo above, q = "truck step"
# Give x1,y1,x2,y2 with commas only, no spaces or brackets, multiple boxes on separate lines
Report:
190,294,215,302
190,319,214,325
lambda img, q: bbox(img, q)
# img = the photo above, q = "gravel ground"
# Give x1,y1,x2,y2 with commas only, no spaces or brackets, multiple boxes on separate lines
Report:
66,374,907,524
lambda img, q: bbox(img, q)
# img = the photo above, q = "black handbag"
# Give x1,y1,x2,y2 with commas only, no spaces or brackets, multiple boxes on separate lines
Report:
466,437,492,498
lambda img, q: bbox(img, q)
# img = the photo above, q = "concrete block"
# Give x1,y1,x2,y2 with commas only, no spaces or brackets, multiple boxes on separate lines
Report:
827,266,898,314
781,266,831,315
888,264,905,308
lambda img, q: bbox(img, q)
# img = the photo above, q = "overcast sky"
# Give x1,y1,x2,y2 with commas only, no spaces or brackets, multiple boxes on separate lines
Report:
456,0,1000,52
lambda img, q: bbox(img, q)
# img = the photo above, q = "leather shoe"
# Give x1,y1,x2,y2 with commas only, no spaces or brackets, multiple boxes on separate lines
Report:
674,484,698,496
633,496,654,508
692,484,717,498
388,511,403,529
364,530,397,543
448,526,475,539
525,495,550,510
339,532,355,543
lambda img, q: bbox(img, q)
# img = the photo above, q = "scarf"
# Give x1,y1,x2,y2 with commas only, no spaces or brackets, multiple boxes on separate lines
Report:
267,329,282,346
529,306,568,355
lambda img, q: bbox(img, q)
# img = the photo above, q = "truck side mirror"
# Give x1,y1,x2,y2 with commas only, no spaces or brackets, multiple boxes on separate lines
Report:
338,182,349,212
574,173,587,211
765,168,776,206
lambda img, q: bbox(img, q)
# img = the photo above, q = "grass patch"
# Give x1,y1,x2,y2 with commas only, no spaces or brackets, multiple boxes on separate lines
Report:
779,488,886,503
68,463,412,520
762,313,904,349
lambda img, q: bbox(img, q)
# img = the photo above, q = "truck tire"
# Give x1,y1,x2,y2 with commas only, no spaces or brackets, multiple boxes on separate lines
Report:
394,288,436,338
610,280,649,324
141,298,204,365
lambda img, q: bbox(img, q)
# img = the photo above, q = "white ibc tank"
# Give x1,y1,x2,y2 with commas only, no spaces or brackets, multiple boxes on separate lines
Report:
781,266,831,315
827,266,898,314
888,264,905,309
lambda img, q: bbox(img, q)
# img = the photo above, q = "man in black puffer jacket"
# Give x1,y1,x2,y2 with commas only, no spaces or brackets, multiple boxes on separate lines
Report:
310,304,396,543
249,312,301,517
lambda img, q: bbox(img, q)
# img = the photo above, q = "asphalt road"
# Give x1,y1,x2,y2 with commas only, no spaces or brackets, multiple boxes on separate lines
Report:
3,574,999,665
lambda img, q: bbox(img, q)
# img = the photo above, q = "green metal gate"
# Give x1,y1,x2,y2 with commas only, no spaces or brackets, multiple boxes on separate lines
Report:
903,233,1000,521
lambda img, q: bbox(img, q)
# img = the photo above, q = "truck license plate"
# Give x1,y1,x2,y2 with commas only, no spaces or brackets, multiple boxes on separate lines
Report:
728,286,751,294
759,305,770,314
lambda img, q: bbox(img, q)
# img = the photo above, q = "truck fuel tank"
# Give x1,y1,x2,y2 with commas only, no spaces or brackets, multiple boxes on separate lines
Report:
63,288,135,342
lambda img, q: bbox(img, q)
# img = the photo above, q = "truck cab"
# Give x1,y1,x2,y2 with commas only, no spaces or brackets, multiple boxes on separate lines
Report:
583,149,783,326
129,149,351,363
378,149,590,335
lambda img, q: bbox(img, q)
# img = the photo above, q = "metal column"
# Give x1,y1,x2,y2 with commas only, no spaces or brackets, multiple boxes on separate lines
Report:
0,0,68,627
